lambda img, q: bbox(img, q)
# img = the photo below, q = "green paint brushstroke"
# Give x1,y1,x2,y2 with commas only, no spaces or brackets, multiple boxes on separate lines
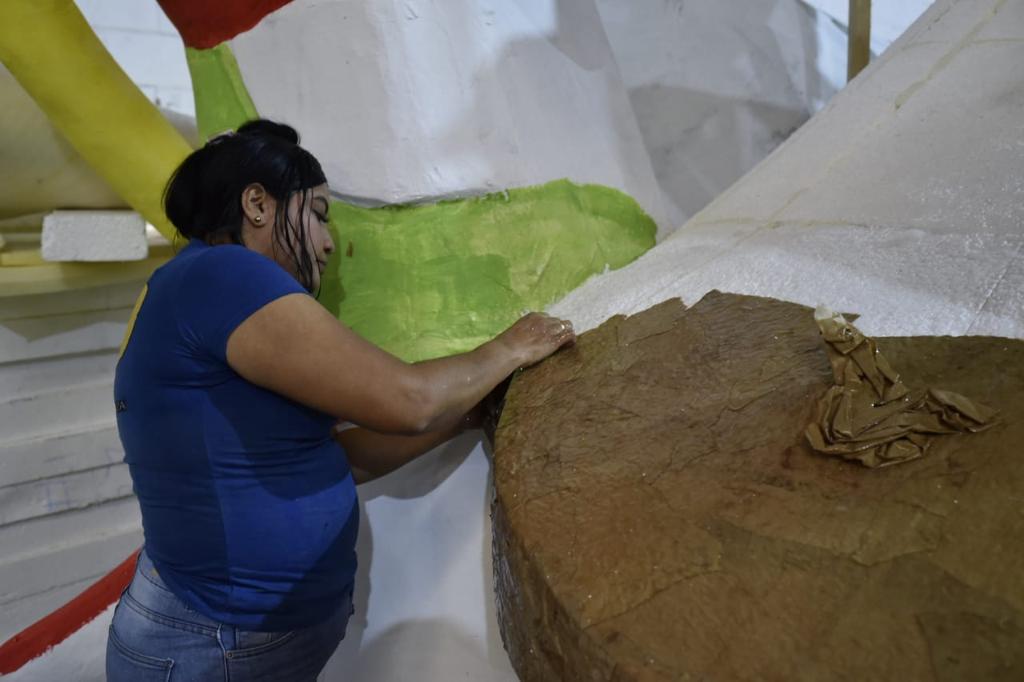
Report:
321,179,655,362
185,44,258,142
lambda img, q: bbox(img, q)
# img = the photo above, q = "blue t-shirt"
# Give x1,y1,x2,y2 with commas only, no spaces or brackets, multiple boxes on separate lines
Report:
115,239,359,631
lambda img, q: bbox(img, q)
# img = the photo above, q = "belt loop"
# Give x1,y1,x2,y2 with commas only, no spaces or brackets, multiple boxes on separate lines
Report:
217,623,238,659
119,549,145,601
217,622,233,655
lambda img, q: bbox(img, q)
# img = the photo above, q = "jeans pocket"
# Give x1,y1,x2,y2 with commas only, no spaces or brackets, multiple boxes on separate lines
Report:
225,614,346,682
231,627,297,655
106,625,174,682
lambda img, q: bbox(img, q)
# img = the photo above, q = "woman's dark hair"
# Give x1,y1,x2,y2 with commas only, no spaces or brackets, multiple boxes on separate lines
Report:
163,119,327,291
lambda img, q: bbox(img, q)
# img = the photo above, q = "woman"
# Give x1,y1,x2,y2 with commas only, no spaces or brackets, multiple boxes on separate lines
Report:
107,119,575,681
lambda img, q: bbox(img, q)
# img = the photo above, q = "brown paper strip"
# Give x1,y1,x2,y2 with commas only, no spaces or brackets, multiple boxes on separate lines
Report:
806,308,997,468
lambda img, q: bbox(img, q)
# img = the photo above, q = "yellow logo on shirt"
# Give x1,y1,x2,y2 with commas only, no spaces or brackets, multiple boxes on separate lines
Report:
119,284,148,360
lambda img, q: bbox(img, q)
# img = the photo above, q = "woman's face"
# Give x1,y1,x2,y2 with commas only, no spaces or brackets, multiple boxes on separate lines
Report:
279,183,335,291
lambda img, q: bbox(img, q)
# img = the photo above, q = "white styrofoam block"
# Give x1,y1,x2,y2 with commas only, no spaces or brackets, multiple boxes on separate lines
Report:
41,211,148,262
778,42,1024,233
550,221,1024,340
231,0,678,234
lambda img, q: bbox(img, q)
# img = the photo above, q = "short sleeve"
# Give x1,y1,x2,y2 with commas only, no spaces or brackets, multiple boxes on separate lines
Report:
175,245,307,363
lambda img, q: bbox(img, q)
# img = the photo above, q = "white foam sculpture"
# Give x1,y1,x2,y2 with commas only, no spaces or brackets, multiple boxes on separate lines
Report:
595,0,848,223
230,0,679,233
13,1,1016,681
553,0,1024,343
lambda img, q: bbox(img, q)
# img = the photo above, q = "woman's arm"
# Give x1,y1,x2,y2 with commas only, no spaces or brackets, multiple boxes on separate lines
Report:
336,419,468,484
225,293,572,435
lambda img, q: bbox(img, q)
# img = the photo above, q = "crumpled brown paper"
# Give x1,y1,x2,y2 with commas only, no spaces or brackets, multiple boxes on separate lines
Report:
805,308,998,468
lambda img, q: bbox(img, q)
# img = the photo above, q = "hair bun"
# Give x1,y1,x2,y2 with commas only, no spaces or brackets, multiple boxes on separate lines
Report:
236,119,300,145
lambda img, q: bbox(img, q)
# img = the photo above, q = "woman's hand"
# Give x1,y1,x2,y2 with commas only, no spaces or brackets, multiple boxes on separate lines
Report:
496,312,576,369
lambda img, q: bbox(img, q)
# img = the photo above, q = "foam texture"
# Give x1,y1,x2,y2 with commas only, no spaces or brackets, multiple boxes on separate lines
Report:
41,211,147,262
553,0,1024,342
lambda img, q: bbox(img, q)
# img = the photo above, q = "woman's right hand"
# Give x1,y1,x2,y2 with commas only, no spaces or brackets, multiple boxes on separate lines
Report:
496,312,576,369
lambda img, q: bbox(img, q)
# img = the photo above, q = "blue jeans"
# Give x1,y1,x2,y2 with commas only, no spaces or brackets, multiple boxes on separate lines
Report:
106,550,353,681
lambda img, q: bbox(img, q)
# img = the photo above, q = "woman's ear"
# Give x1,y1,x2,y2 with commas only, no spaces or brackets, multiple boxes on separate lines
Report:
241,183,270,228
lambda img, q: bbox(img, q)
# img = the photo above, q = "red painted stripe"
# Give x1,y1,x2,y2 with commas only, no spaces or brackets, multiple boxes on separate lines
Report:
157,0,295,49
0,548,141,674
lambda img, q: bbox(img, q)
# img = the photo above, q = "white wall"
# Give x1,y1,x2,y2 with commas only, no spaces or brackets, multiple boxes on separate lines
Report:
803,0,937,55
73,0,194,117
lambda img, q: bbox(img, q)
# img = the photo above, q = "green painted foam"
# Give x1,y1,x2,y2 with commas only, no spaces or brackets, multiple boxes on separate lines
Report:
321,179,655,362
185,44,258,142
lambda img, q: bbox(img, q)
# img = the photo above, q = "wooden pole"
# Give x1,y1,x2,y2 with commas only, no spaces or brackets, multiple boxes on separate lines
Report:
848,0,872,81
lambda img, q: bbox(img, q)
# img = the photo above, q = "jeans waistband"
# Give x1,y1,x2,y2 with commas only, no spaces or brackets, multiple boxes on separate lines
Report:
127,549,356,636
126,549,223,635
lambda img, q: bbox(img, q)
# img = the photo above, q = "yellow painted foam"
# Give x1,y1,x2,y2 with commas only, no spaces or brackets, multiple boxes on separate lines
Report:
119,283,149,359
0,0,191,240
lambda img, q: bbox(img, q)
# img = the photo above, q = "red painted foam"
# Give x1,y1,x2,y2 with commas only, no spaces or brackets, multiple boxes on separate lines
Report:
0,548,141,674
157,0,294,49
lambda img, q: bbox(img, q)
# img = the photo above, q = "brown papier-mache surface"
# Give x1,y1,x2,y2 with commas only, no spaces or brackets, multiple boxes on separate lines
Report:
492,291,1023,681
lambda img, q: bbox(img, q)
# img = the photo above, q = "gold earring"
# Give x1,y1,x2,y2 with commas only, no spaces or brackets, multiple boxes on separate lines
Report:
254,215,262,223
